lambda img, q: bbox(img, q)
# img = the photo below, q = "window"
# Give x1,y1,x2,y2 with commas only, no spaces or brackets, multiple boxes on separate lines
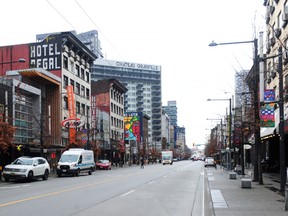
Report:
81,85,85,97
86,71,90,82
63,75,68,89
81,104,85,115
76,102,80,114
76,83,80,95
38,159,45,165
86,89,90,99
70,60,74,73
63,96,68,109
63,56,68,69
75,65,80,77
70,79,74,90
81,68,85,79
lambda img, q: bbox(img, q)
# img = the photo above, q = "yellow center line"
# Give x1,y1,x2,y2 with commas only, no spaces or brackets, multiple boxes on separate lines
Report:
0,173,138,207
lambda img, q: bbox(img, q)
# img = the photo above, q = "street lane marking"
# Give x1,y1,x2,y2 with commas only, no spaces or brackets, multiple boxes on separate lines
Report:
0,184,30,189
121,190,135,197
211,189,228,208
0,173,138,207
148,181,155,184
208,176,215,181
202,168,205,216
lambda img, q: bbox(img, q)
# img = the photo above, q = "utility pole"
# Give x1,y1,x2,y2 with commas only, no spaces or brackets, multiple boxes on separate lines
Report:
253,38,261,184
86,106,90,150
278,46,286,193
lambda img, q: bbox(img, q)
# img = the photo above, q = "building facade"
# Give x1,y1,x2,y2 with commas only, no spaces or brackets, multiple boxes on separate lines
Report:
162,100,178,126
91,79,127,163
0,32,97,157
161,110,171,150
91,58,162,149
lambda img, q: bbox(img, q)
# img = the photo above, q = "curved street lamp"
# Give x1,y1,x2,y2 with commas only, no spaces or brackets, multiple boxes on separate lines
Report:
0,58,26,65
209,40,254,47
208,38,262,183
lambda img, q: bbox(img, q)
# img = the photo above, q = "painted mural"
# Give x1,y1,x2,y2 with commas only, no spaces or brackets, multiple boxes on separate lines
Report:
124,113,141,142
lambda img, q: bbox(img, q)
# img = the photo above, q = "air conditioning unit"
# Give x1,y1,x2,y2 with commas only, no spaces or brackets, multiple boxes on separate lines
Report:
270,37,276,46
267,78,272,84
283,51,288,64
270,70,277,79
266,46,271,54
266,11,271,24
275,28,281,38
282,13,288,22
267,5,275,14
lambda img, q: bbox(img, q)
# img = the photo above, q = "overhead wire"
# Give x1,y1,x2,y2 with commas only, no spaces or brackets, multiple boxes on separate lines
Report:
45,0,120,72
46,0,78,31
74,0,125,61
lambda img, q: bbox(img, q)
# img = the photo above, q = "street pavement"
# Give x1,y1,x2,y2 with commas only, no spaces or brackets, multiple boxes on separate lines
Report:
1,161,287,216
207,165,288,216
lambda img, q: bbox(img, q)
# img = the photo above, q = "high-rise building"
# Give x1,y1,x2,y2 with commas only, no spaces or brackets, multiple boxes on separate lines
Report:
91,58,162,147
162,100,178,126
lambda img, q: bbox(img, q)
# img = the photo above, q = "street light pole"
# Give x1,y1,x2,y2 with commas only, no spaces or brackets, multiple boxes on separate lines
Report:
278,46,286,193
0,58,26,65
209,40,254,47
208,38,261,183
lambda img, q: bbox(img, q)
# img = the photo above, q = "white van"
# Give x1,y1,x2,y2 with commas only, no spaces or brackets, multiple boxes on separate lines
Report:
57,148,95,177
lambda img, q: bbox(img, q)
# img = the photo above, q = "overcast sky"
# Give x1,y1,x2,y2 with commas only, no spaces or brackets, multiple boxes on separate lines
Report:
0,0,266,147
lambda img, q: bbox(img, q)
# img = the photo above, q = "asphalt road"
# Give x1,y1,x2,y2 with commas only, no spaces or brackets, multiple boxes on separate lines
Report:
0,160,214,216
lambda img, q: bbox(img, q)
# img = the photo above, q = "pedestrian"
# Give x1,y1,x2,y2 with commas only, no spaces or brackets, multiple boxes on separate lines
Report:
140,157,144,169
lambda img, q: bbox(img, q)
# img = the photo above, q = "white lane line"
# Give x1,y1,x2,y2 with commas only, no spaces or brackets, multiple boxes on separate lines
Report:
202,170,205,216
121,190,135,197
211,189,228,208
148,181,155,184
0,184,30,189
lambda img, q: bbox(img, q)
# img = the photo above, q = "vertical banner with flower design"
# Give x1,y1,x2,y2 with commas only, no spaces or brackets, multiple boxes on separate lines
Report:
260,89,275,127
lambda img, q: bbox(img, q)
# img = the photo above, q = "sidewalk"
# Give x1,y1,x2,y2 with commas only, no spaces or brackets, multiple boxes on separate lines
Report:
207,166,287,216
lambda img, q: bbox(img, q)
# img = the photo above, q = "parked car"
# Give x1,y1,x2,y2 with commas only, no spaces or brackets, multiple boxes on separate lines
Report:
96,160,111,170
204,157,216,168
3,156,50,182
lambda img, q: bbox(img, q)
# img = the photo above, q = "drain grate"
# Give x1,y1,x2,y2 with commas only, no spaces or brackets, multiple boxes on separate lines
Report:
265,186,279,192
265,186,285,197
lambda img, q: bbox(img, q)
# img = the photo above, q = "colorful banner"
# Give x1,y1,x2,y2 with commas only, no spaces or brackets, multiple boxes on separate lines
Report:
67,85,76,143
260,103,275,127
264,89,275,102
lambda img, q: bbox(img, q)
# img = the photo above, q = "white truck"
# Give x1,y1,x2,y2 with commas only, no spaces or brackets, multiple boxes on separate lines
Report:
57,148,95,177
162,151,173,165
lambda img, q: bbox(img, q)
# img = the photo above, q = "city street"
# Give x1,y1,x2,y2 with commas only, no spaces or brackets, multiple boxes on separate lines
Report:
0,160,213,216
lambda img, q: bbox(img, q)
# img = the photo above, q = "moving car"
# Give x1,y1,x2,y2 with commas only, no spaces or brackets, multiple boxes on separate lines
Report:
57,148,95,177
96,160,111,170
204,157,216,168
3,156,50,182
162,151,173,165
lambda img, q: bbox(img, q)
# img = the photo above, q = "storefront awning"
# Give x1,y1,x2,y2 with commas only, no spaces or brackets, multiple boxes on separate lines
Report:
260,108,279,139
